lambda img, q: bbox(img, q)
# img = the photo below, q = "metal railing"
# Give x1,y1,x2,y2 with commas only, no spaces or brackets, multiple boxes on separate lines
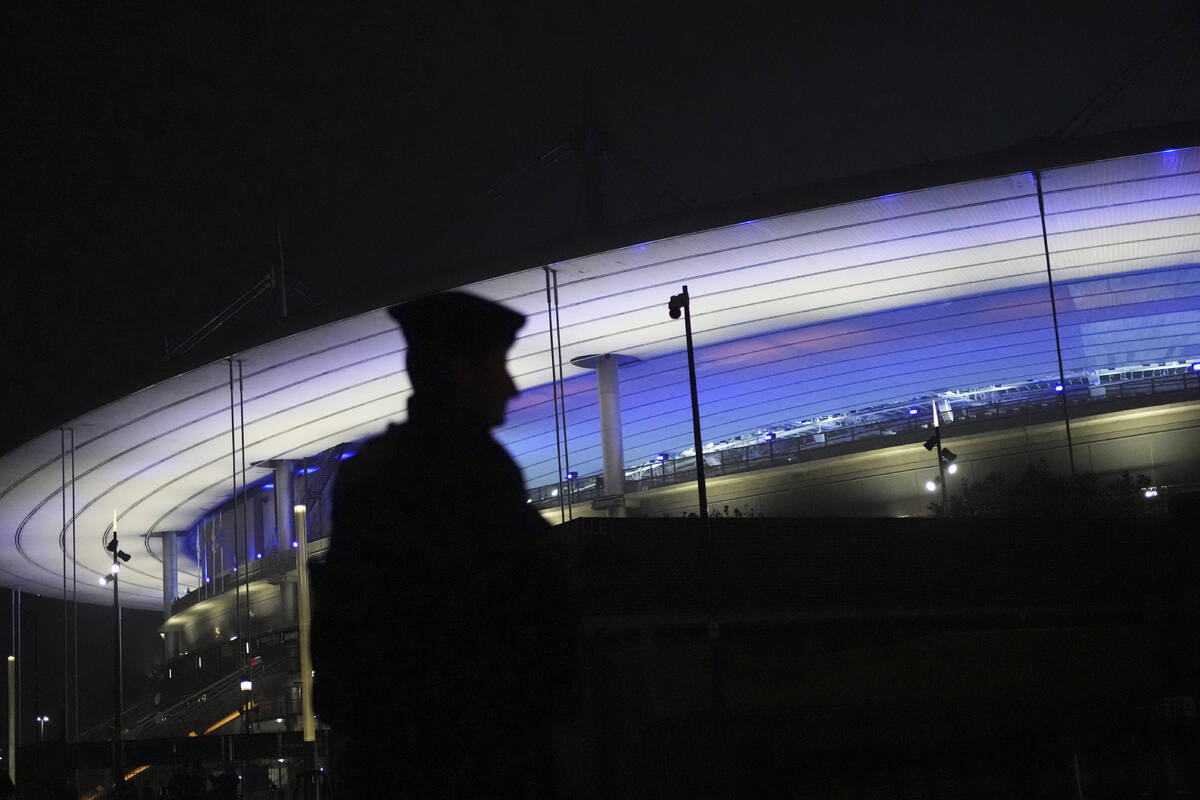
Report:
528,371,1200,510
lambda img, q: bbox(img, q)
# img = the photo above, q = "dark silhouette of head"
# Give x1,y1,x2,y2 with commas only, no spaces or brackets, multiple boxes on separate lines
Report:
388,291,525,427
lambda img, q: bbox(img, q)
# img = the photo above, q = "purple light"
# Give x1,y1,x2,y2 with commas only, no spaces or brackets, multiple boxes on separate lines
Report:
339,452,356,460
262,483,274,490
298,466,320,475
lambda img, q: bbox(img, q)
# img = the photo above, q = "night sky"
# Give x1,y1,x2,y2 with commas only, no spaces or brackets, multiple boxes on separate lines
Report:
4,0,1199,736
7,1,1199,452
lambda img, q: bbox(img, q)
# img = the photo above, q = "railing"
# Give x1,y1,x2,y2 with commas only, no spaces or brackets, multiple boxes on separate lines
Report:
529,371,1200,510
171,537,330,615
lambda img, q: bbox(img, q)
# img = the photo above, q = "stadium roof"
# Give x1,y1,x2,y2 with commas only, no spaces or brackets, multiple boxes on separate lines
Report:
3,134,1200,609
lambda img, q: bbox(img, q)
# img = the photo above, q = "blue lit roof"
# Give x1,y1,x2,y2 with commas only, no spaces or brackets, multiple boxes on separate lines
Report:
1,145,1199,607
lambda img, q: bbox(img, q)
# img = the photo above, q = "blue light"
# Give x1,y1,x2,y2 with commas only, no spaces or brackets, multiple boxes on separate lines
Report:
1193,362,1200,372
1054,384,1063,392
291,541,299,548
262,483,274,490
655,453,667,462
908,408,919,415
298,466,320,475
256,553,262,559
339,452,356,460
565,471,577,480
762,433,775,442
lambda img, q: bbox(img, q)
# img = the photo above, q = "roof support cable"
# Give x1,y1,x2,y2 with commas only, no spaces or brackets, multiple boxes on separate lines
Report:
69,427,77,742
552,268,573,522
60,429,69,745
1165,16,1200,124
608,144,696,210
1034,170,1077,477
544,267,566,524
237,359,253,732
1056,1,1200,139
227,359,243,654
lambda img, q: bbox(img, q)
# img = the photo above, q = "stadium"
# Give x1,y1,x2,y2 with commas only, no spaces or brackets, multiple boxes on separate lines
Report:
2,129,1199,793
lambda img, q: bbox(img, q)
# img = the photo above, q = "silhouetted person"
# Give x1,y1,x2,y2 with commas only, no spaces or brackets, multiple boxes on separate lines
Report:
313,292,579,798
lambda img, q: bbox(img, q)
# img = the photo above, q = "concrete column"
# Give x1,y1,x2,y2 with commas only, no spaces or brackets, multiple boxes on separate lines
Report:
569,353,639,517
161,532,179,658
597,354,626,509
274,461,295,548
278,577,297,621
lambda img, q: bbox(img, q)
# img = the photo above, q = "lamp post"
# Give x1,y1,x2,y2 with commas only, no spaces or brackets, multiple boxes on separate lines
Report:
35,715,49,743
668,286,708,520
923,400,959,512
102,518,131,792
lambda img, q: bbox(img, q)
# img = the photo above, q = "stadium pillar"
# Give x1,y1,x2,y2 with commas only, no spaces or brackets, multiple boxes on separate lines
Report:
597,354,627,517
571,353,639,516
274,461,296,548
161,532,179,658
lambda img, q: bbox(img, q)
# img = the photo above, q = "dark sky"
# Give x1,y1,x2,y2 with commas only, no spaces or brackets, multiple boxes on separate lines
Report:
6,1,1199,453
2,0,1198,737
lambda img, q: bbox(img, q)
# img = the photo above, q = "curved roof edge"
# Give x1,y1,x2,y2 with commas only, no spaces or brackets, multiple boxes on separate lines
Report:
25,120,1200,451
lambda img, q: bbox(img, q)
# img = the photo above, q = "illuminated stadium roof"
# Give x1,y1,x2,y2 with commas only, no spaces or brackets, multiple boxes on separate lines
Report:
2,144,1199,609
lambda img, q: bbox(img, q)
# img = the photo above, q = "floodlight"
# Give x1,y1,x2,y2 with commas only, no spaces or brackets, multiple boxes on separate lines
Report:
908,408,919,416
565,471,577,480
947,463,958,475
762,433,775,442
655,453,667,461
925,480,938,492
924,435,939,451
1054,384,1063,392
941,448,957,464
667,292,688,319
98,576,109,586
240,680,252,691
1193,362,1200,372
110,563,120,575
1144,488,1159,498
117,550,131,563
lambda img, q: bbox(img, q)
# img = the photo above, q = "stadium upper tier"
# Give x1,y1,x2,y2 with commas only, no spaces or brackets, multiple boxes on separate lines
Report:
2,144,1199,609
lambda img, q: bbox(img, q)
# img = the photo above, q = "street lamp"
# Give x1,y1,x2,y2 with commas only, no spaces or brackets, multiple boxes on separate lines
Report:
35,715,49,743
923,402,960,510
668,285,708,520
104,518,131,792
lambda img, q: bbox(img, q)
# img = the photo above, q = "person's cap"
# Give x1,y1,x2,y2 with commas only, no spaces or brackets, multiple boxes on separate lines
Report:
387,291,525,355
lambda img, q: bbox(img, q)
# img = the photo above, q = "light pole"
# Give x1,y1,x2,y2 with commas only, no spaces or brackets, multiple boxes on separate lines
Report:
101,517,131,792
668,286,708,520
923,400,959,511
35,715,49,743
